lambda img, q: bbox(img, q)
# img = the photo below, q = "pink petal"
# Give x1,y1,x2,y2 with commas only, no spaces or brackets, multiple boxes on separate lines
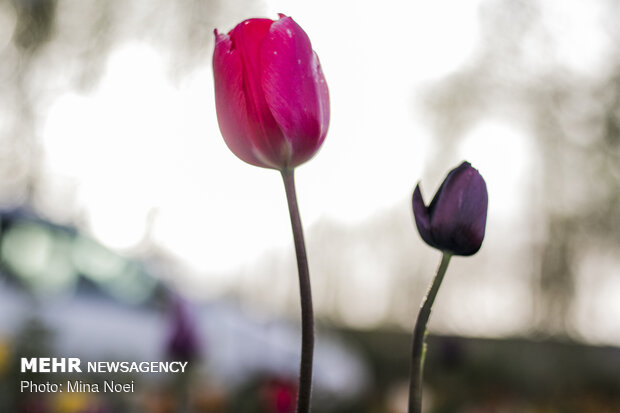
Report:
230,19,287,168
213,31,266,167
260,16,330,167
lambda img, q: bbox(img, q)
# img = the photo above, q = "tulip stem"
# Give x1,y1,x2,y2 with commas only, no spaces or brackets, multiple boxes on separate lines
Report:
408,252,452,413
281,168,314,413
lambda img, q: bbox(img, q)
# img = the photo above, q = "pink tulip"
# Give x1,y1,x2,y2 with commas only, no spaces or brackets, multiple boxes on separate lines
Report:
213,15,329,170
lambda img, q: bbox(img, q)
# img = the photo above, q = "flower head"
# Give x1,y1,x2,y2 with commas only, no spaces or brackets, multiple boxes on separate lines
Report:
412,161,488,256
213,15,329,170
166,297,201,361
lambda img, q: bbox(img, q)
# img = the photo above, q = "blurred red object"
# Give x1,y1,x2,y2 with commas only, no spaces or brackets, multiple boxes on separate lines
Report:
261,377,297,413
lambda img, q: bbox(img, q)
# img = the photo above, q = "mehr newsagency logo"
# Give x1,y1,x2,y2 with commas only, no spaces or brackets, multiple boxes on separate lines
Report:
20,357,189,393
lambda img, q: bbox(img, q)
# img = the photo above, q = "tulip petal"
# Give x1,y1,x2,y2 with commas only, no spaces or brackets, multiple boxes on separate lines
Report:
453,168,488,255
313,52,330,149
412,184,437,250
227,19,291,168
213,31,268,167
430,162,487,255
429,162,473,252
260,16,329,167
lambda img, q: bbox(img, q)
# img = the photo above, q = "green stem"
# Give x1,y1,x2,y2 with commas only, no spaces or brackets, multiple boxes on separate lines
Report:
408,252,452,413
281,169,314,413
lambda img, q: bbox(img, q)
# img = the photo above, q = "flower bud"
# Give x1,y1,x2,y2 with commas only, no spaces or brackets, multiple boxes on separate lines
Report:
213,15,329,170
412,161,488,256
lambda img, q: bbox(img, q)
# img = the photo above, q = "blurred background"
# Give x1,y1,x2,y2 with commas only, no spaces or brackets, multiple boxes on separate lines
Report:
1,0,620,411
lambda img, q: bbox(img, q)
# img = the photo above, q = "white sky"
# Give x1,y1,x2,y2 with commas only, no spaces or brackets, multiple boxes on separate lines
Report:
39,0,616,339
42,0,489,272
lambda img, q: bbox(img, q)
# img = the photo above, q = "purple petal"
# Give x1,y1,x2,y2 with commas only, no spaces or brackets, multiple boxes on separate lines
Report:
430,162,473,238
412,184,436,249
430,162,488,255
452,167,488,255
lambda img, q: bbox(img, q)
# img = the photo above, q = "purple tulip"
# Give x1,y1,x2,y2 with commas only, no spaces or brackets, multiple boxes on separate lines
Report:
166,298,201,362
412,161,488,256
213,15,329,170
